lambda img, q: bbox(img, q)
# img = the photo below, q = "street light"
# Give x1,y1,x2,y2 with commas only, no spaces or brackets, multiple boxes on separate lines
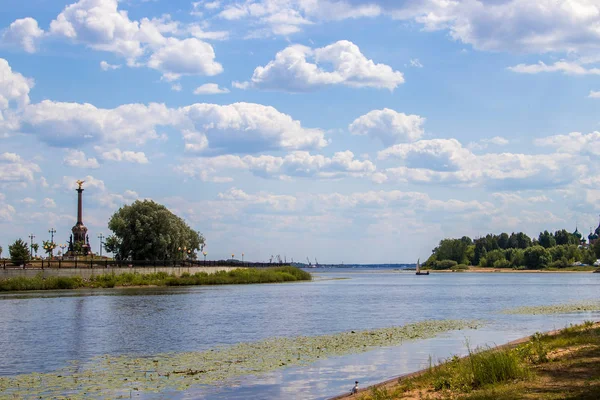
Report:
59,243,67,257
203,251,207,262
242,253,244,262
28,234,35,259
48,228,56,257
97,233,105,257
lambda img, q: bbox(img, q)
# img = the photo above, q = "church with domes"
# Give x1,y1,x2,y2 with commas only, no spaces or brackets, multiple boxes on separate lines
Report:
573,217,600,247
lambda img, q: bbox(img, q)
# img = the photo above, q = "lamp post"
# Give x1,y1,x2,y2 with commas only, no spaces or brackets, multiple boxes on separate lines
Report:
97,233,105,257
48,228,56,257
178,246,187,265
242,253,244,263
60,243,66,258
28,234,35,259
203,251,207,263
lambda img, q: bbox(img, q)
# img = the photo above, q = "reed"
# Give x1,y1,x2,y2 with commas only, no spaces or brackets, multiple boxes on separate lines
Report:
0,267,312,292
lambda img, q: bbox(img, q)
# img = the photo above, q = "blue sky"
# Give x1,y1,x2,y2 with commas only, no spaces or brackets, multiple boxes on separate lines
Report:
1,0,600,263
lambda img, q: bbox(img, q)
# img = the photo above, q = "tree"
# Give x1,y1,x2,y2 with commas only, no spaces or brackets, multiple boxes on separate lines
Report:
508,232,532,249
554,229,579,246
431,238,471,264
108,200,205,261
497,233,509,249
593,240,600,259
538,231,556,248
31,243,39,257
9,239,30,265
103,235,122,259
0,245,2,259
524,245,551,269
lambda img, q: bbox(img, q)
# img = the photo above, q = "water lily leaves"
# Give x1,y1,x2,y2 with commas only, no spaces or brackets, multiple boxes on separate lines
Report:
0,319,480,398
502,301,600,315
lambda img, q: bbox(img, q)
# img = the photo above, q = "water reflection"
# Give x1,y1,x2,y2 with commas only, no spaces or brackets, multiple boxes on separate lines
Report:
0,270,599,399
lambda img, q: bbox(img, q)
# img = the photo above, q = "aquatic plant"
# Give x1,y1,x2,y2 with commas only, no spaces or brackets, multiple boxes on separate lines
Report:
502,301,600,315
0,267,311,292
0,319,480,398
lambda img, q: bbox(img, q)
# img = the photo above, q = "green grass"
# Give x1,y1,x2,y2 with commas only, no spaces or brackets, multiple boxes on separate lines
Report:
0,267,312,292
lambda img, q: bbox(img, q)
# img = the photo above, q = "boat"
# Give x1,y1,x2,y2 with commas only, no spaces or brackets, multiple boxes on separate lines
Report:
416,259,429,275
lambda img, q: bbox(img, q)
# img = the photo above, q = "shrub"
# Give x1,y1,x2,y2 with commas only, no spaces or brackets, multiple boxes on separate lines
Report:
493,259,511,269
432,260,458,270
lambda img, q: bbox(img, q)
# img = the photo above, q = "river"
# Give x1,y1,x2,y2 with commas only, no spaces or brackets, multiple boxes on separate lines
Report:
0,269,599,399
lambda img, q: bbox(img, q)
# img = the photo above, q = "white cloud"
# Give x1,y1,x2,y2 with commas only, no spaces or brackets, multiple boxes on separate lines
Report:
148,38,223,81
176,150,376,181
20,197,36,205
409,58,423,68
535,131,600,157
180,102,328,154
194,83,230,95
508,61,600,75
100,149,149,164
379,138,581,190
218,0,380,36
0,58,33,110
589,91,600,98
42,198,57,208
468,136,510,151
349,109,425,146
3,0,224,81
238,40,404,91
63,149,100,169
0,152,40,185
21,101,176,147
171,83,182,92
1,17,44,53
100,61,121,71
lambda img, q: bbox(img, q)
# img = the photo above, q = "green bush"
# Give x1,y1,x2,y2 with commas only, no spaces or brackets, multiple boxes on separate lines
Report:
493,259,511,269
9,239,30,266
432,260,458,270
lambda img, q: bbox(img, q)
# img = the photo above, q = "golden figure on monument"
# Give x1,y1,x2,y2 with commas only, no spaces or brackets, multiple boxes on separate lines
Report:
76,180,85,189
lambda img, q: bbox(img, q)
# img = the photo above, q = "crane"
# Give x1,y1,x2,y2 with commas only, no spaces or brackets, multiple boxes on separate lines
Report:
306,257,312,267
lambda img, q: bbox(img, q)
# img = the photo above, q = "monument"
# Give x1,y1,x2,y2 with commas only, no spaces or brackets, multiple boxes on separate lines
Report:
68,180,91,256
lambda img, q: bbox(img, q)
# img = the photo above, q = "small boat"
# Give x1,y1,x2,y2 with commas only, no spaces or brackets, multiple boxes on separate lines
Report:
416,259,429,275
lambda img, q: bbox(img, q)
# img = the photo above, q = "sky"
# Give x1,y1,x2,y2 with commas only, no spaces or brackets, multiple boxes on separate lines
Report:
1,0,600,263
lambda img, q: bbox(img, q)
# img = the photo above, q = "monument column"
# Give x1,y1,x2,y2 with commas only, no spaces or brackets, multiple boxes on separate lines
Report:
77,186,84,224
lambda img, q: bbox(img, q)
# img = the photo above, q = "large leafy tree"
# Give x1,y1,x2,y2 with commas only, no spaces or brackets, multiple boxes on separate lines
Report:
107,200,204,261
9,239,30,265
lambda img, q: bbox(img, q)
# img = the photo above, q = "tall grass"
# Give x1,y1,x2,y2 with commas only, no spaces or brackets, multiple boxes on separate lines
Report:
0,267,311,292
425,343,530,393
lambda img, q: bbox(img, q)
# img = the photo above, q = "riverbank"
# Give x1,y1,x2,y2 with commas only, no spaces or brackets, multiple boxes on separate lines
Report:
430,266,598,273
337,321,600,400
0,266,311,292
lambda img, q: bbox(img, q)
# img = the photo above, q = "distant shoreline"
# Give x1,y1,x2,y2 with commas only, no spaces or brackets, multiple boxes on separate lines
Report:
432,266,597,273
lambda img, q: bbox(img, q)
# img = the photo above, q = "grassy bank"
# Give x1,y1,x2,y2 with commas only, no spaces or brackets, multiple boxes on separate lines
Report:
355,321,600,400
0,266,311,292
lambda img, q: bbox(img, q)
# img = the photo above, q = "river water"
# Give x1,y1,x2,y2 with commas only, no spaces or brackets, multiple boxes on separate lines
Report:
0,269,599,399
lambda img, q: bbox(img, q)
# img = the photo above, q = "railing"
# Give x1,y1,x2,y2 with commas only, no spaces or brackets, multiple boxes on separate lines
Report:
0,259,288,269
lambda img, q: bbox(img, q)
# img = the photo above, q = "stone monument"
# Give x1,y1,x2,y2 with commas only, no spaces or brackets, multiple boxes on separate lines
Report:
69,180,91,256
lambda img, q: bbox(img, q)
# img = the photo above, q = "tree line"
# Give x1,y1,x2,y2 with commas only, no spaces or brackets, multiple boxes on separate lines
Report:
425,230,600,270
2,200,206,265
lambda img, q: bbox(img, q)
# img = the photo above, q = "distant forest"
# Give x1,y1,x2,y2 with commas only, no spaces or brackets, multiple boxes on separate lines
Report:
425,230,600,270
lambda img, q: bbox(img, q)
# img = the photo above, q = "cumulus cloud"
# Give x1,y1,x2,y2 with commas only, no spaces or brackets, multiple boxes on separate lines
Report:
349,109,425,146
237,40,404,91
3,0,224,81
100,148,149,164
535,131,600,157
42,198,57,208
20,101,176,147
176,150,375,181
0,58,33,110
379,138,581,190
63,149,100,168
0,152,40,185
1,17,44,53
194,83,230,95
180,102,328,154
468,136,510,151
147,37,223,81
